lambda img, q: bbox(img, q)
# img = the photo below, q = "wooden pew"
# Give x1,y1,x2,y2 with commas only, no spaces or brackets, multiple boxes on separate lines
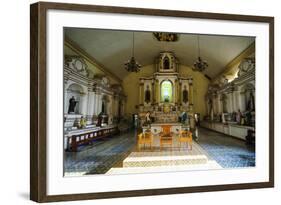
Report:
67,126,119,152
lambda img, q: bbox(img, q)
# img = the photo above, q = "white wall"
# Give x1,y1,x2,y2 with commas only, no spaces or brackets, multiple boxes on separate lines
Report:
0,0,280,205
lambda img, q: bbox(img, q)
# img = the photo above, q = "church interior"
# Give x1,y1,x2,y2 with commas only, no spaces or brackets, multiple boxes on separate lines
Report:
63,28,256,176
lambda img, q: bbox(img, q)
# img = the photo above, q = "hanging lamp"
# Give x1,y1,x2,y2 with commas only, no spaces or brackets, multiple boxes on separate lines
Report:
193,35,208,72
124,32,141,72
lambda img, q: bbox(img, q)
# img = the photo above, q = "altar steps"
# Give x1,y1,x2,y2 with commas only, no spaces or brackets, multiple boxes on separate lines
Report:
123,152,208,167
106,161,221,175
106,142,222,174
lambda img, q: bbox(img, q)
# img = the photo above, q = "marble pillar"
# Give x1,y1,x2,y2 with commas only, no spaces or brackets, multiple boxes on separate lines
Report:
174,80,178,104
232,91,238,112
155,80,159,104
96,93,102,115
86,91,95,122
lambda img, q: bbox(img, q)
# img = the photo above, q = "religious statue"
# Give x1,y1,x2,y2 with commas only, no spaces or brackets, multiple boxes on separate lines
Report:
246,91,255,111
236,109,242,124
245,111,252,126
144,85,151,103
182,85,188,103
208,98,214,121
68,96,77,114
79,116,86,129
144,111,151,126
194,113,200,127
221,113,226,124
179,111,187,124
164,56,170,69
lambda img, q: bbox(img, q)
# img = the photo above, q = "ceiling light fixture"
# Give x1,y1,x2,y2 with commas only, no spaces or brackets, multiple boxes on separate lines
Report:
193,35,208,72
124,32,141,72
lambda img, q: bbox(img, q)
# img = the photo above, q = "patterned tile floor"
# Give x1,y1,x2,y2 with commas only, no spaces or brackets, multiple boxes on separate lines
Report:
64,131,137,175
64,127,255,176
196,128,255,168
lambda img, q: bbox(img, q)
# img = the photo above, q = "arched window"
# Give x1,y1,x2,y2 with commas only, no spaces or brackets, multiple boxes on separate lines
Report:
161,80,173,102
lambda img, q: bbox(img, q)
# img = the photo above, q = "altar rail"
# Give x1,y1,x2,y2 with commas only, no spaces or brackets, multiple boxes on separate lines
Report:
201,121,255,140
66,126,119,152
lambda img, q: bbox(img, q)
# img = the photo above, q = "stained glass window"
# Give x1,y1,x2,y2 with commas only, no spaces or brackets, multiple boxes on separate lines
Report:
161,80,173,102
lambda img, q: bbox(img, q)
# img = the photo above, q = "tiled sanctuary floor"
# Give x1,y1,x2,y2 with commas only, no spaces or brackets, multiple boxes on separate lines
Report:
64,127,255,175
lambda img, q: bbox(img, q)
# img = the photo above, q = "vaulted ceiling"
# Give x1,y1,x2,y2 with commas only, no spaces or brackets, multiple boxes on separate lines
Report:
64,28,254,80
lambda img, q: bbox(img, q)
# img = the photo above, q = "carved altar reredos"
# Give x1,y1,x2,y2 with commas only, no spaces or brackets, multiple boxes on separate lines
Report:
64,55,126,129
138,52,194,125
205,57,255,126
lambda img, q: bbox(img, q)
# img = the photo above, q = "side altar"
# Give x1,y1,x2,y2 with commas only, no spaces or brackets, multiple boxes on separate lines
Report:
138,52,195,129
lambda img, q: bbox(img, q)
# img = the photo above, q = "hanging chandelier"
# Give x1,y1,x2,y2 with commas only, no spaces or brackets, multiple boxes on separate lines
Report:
124,32,141,72
193,35,208,72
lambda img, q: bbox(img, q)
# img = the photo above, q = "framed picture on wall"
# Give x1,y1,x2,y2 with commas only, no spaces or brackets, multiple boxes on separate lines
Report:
30,1,274,202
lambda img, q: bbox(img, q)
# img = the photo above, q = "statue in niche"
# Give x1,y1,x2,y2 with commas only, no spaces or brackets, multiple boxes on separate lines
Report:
68,96,77,114
79,116,86,129
182,85,188,103
144,85,151,103
163,56,170,69
102,101,106,114
246,91,255,111
236,109,242,124
245,111,253,126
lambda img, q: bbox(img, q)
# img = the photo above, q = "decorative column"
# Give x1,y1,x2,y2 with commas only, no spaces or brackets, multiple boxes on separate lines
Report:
86,86,95,123
227,92,233,113
94,91,98,115
188,78,193,110
239,91,246,112
217,94,222,113
64,79,69,114
80,94,87,116
232,89,238,112
151,80,155,105
174,79,178,105
96,92,102,115
155,79,159,104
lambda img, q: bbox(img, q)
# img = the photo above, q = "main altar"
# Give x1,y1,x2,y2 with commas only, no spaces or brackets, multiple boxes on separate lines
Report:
138,52,195,129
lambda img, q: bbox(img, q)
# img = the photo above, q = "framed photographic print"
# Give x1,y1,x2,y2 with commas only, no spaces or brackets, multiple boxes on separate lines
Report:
30,1,274,202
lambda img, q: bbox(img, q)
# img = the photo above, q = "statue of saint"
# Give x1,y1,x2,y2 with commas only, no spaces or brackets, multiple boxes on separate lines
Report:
180,111,187,124
236,109,242,124
246,91,255,111
68,96,77,114
145,111,151,125
182,85,188,103
145,85,151,103
79,116,86,129
163,56,170,69
245,111,252,126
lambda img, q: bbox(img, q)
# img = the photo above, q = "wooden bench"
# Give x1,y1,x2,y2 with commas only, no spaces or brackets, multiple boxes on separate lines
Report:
67,126,119,152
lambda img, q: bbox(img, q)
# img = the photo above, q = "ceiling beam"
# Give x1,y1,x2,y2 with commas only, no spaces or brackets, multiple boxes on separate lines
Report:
64,36,123,84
